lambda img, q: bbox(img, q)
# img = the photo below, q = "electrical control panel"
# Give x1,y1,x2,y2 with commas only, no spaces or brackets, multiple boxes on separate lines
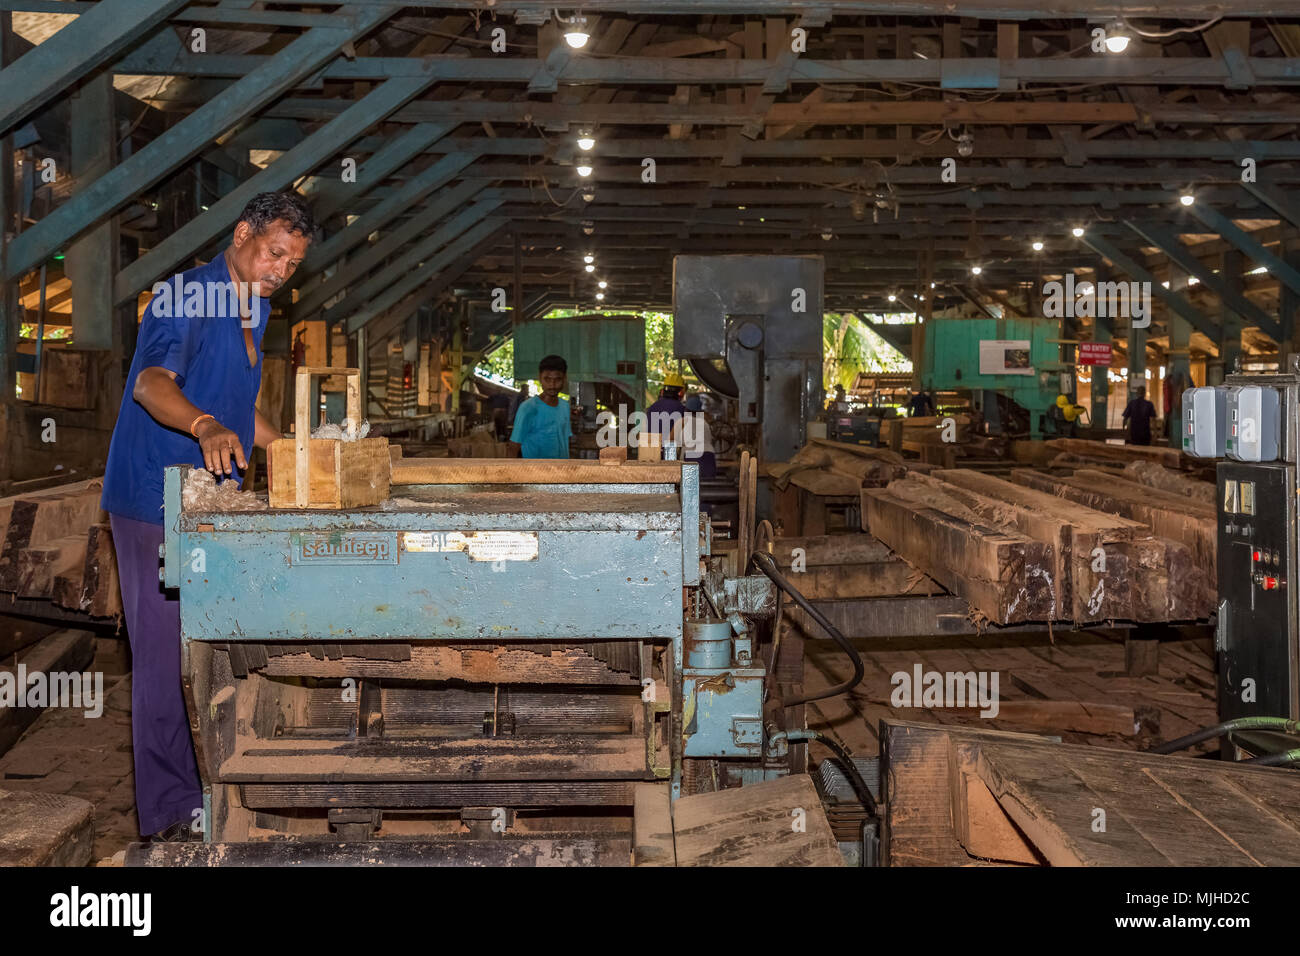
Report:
1225,385,1280,462
1184,382,1284,462
1182,386,1227,458
1216,462,1297,723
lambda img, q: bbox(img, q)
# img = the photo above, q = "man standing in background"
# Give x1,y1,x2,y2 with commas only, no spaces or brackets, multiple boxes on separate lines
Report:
1122,384,1158,446
508,354,571,458
647,371,688,444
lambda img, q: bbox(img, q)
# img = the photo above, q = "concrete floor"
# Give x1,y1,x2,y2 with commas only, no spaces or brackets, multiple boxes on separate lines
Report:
0,635,138,864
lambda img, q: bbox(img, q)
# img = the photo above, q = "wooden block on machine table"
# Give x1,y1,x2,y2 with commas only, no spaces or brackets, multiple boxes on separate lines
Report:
637,430,663,461
267,437,391,509
0,486,105,592
632,783,675,866
0,630,96,758
15,534,87,599
672,774,844,867
599,445,628,464
0,789,95,866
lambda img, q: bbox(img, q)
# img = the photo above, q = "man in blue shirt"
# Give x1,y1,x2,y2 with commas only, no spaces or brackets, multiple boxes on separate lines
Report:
100,191,313,841
508,354,572,458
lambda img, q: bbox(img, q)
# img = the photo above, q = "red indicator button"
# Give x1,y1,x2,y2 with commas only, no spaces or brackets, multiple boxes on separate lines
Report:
1263,577,1279,591
1253,550,1263,561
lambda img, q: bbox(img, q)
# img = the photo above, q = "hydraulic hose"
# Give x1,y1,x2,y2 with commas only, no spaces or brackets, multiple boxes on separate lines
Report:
1241,748,1300,767
771,729,878,817
750,550,864,708
1148,716,1300,755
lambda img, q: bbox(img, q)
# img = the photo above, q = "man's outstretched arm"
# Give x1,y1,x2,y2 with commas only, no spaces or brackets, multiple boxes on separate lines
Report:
133,366,247,474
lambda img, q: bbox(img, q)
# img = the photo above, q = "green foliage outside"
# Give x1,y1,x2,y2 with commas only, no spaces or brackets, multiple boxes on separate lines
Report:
475,308,911,403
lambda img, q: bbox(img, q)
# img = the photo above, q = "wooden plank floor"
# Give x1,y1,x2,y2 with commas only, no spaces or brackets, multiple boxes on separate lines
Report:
803,625,1217,762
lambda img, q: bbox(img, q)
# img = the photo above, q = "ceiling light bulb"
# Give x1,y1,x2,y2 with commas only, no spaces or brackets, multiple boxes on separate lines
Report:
1104,23,1131,53
1179,192,1195,206
577,132,595,151
584,264,595,273
582,223,595,236
563,18,589,49
930,282,936,289
1032,240,1044,252
821,230,833,241
887,294,896,302
971,265,982,275
583,254,594,264
956,131,974,158
595,292,604,300
598,280,607,289
1072,226,1085,238
581,190,595,202
576,164,593,177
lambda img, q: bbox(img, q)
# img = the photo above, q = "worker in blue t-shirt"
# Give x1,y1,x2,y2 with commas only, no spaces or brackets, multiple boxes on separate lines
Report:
99,191,314,843
508,354,572,458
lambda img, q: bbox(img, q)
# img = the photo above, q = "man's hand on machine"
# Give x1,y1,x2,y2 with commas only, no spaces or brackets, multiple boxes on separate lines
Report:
195,418,248,475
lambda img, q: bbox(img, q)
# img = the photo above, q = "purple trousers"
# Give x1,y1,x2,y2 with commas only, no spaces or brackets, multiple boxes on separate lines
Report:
110,514,203,836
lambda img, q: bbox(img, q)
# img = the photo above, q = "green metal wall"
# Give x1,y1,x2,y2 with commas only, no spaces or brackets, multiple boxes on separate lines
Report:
512,315,646,401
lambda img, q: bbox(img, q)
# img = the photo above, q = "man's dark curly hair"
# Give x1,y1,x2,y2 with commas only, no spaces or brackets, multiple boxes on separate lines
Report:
237,191,316,240
539,354,568,374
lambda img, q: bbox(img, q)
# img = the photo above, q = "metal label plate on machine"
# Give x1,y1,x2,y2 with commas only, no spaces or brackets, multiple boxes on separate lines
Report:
402,531,539,562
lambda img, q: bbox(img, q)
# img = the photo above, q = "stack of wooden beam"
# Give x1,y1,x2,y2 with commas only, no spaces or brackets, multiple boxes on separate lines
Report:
862,468,1214,625
0,479,121,620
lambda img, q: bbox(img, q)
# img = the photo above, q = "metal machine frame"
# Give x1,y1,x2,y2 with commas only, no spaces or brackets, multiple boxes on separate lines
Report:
160,458,790,852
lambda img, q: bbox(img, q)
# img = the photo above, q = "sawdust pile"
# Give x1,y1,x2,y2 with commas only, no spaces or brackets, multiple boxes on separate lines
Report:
312,419,370,441
182,469,268,512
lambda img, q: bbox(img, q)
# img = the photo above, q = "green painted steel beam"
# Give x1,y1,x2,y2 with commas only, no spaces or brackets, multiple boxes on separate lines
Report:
1187,199,1300,300
1243,181,1300,230
327,200,503,327
293,149,484,285
0,0,188,136
1123,219,1282,341
110,51,1300,88
290,179,491,319
4,2,400,282
113,72,437,305
305,121,452,224
1079,232,1221,341
347,217,508,334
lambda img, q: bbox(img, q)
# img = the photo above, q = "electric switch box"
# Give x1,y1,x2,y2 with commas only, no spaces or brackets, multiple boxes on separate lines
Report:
1183,386,1227,458
1226,385,1281,463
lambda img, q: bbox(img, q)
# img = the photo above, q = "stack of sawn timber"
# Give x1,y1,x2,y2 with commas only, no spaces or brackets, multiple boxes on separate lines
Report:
0,479,121,619
861,469,1213,626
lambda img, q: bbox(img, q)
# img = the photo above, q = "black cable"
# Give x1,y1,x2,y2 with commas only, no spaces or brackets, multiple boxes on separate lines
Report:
808,730,879,818
750,550,865,708
1148,717,1300,755
1241,748,1300,767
